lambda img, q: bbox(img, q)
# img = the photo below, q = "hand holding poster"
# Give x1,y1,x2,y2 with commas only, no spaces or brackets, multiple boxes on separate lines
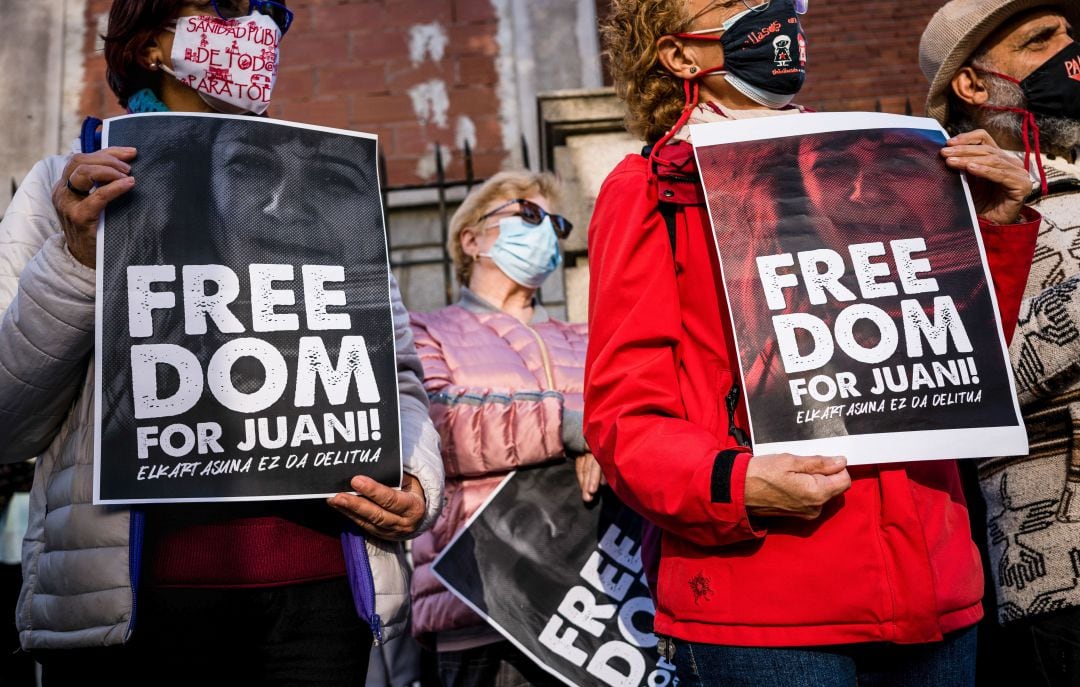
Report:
432,461,674,687
93,113,400,503
691,112,1027,464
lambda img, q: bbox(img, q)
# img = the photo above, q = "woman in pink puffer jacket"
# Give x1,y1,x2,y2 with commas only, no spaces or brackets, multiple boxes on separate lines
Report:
409,171,594,686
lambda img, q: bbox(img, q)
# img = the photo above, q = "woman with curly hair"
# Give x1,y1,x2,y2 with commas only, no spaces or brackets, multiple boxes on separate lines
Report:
584,1,1041,685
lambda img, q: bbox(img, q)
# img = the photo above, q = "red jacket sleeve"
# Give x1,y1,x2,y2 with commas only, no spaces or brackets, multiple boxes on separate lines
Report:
584,160,762,548
978,206,1040,343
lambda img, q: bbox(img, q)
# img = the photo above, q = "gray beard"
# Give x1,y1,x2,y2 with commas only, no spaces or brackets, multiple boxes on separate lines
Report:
976,73,1080,156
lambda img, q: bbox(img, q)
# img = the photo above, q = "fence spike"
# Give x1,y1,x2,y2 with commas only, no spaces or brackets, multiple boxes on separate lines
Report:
378,151,391,244
464,140,474,190
521,134,530,170
434,144,452,305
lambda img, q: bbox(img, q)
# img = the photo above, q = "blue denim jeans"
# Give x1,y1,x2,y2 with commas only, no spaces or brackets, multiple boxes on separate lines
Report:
437,640,563,687
674,626,977,687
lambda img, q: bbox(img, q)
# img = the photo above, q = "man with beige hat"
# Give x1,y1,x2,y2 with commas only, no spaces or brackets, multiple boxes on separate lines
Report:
921,1,1080,684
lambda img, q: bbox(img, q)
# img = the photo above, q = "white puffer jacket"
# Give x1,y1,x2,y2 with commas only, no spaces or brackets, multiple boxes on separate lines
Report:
0,151,444,650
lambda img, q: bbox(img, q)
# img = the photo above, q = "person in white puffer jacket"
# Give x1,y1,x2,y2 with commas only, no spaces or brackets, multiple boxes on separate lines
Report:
0,0,442,684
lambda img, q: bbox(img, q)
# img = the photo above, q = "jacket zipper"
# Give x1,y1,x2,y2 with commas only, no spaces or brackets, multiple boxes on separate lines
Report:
725,384,751,448
342,526,383,644
126,507,145,639
523,324,555,389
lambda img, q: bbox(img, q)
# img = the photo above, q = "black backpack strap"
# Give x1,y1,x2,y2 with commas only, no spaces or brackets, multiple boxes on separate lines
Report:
643,144,678,259
658,201,677,258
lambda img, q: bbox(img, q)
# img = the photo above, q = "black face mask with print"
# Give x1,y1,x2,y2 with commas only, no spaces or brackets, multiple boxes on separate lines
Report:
1019,41,1080,120
719,0,808,97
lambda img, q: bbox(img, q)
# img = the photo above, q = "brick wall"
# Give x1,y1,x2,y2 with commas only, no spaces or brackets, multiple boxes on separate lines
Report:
591,1,945,115
799,1,944,115
80,0,507,187
78,1,946,188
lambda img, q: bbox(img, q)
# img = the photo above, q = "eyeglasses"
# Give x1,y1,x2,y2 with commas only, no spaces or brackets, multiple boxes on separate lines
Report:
478,199,574,239
684,0,808,30
211,0,294,35
740,0,809,13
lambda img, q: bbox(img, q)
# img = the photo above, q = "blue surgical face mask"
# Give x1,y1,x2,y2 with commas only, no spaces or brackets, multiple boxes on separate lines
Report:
479,215,562,288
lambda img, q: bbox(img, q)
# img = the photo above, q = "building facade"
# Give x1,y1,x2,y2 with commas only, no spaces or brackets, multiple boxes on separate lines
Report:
2,0,951,317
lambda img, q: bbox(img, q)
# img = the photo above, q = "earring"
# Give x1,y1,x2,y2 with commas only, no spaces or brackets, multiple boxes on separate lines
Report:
689,66,698,74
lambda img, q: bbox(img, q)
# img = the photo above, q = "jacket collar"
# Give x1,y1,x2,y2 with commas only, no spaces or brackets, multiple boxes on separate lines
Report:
457,286,550,324
650,102,805,206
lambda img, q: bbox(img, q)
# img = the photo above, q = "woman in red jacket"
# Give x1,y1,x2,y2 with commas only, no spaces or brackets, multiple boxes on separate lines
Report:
584,1,1040,685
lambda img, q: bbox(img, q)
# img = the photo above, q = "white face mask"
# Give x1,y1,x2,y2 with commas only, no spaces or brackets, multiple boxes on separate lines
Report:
159,13,281,114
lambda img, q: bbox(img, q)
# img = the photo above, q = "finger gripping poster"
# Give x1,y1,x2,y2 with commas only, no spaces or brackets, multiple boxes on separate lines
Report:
93,113,400,503
691,112,1027,464
433,461,673,687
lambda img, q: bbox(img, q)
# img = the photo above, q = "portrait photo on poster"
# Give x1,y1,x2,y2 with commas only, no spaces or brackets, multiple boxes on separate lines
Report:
432,461,674,687
691,112,1027,464
93,113,401,504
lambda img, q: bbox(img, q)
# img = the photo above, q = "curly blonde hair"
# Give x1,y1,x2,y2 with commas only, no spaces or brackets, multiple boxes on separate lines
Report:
602,0,691,143
449,170,561,286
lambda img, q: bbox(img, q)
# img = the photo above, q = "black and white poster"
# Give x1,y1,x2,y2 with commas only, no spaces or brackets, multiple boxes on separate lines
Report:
691,112,1027,464
432,461,676,687
93,113,400,504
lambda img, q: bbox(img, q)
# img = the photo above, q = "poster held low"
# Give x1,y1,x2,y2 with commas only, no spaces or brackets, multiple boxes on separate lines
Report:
432,461,676,687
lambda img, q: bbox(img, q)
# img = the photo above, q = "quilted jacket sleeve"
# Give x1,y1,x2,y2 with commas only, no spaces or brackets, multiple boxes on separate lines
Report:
410,314,569,479
389,274,444,534
583,159,761,548
0,155,97,463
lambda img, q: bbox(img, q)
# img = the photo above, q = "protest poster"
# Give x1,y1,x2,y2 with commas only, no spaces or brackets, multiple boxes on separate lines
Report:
432,461,673,687
93,113,400,504
691,112,1027,464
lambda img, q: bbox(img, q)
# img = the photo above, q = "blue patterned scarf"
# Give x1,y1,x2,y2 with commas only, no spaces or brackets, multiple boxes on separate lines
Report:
126,88,170,113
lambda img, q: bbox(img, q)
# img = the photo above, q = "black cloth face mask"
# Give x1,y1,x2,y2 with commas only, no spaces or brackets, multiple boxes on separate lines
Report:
1018,41,1080,119
978,41,1080,195
677,0,808,107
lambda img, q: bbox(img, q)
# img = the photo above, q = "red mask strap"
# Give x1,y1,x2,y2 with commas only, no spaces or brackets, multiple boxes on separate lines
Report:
972,67,1047,195
978,68,1022,86
673,32,724,42
649,79,701,178
979,103,1048,196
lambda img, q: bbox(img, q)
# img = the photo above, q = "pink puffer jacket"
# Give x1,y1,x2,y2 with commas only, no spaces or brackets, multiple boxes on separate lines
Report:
409,288,588,639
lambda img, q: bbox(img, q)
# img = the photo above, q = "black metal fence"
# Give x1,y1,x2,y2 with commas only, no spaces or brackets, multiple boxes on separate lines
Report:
380,137,532,307
380,143,478,307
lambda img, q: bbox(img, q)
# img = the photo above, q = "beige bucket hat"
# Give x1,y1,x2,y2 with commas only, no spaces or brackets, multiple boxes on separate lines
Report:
919,0,1080,124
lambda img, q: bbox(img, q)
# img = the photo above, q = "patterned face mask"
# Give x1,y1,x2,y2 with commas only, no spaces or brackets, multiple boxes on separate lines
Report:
159,13,282,115
675,0,808,108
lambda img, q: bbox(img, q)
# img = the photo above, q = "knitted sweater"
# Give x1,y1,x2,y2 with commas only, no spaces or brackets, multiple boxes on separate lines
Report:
979,153,1080,623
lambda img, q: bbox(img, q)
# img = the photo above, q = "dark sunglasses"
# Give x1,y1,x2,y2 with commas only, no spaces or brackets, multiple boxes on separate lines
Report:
478,199,573,239
211,0,294,35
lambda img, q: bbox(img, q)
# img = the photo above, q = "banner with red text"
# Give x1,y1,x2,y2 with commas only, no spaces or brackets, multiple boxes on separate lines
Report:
93,113,400,503
432,461,675,687
691,112,1026,464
